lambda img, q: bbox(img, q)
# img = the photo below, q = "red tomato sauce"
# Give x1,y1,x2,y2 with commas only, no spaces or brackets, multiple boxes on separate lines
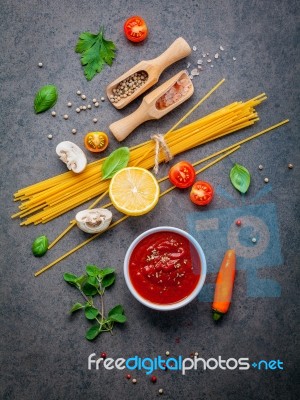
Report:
129,231,201,305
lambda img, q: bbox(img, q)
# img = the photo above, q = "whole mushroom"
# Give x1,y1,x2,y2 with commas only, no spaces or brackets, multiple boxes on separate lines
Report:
56,141,87,173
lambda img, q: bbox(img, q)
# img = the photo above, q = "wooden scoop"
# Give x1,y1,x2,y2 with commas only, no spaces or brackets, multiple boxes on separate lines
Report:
106,37,191,109
109,70,194,142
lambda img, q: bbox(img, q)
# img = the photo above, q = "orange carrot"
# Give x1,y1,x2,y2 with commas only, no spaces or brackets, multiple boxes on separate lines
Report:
212,249,236,321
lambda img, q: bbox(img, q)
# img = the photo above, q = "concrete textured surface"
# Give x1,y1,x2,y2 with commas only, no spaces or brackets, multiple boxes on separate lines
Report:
0,1,299,399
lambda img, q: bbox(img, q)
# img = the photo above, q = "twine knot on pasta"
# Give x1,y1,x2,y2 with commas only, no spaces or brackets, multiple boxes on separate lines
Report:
151,133,173,174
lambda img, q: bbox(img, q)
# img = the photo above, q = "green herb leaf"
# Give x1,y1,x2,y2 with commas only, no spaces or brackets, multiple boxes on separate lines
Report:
108,305,126,323
100,267,115,277
87,276,99,287
109,314,127,323
230,163,251,194
102,273,115,288
84,305,99,320
86,324,101,340
32,235,49,257
86,264,102,276
101,147,130,180
34,85,58,113
64,272,78,284
75,27,116,81
82,283,98,296
70,302,84,313
108,305,124,317
75,274,87,287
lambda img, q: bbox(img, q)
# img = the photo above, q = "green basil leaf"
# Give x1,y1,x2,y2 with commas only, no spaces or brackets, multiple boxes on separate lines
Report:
63,272,78,284
230,163,251,194
108,314,127,323
32,235,49,257
70,302,84,313
84,305,99,320
34,85,58,113
102,273,115,288
101,147,130,180
108,305,124,317
86,264,102,276
86,324,101,340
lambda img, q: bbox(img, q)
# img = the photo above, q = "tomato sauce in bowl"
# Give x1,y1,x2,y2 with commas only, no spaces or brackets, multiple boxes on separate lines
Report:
124,227,207,310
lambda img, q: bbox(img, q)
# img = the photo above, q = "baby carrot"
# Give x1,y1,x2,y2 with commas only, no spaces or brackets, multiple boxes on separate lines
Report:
212,249,236,321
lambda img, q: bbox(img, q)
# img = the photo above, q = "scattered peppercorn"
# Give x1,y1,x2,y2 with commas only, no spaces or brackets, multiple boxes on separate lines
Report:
264,177,269,183
76,90,81,95
94,102,99,107
81,94,86,100
151,376,157,383
47,134,53,140
100,96,105,102
101,352,107,359
258,164,263,170
67,102,72,107
236,219,242,227
38,62,43,68
126,374,131,380
76,108,80,113
158,388,164,394
132,378,137,384
288,163,293,169
72,129,77,134
165,351,170,356
93,118,98,123
82,106,87,110
87,104,92,109
51,111,56,117
252,237,257,243
63,114,69,120
92,98,97,103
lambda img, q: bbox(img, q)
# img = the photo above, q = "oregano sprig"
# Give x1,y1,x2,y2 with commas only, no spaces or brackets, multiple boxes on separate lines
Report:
64,265,126,341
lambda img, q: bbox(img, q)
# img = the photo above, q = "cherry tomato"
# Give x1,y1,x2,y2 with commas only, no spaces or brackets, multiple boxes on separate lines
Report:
124,16,148,43
190,181,214,206
84,132,109,153
168,161,196,189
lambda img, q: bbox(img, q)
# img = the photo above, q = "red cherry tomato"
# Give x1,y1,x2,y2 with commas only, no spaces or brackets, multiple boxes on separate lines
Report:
190,181,214,206
124,16,148,43
168,161,196,189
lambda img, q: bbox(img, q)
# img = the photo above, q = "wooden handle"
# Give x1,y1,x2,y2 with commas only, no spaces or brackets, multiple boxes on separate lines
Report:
151,37,191,73
109,102,151,142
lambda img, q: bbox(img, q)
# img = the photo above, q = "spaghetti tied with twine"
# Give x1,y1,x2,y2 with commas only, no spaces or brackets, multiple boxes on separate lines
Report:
151,133,173,174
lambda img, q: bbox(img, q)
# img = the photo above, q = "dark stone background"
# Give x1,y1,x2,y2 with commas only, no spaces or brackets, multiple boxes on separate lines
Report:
0,1,299,399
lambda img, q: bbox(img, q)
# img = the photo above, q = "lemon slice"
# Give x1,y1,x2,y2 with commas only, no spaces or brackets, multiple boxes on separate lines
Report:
109,167,160,216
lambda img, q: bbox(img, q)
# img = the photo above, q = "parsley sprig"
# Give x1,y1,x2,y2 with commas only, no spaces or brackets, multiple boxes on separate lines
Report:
64,265,126,341
75,27,116,81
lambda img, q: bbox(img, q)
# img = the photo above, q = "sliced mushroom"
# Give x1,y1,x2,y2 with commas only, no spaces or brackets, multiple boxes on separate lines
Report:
75,208,113,234
56,141,87,173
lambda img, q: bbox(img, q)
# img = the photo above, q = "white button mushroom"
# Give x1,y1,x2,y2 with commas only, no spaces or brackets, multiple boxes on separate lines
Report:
55,141,87,173
75,209,113,233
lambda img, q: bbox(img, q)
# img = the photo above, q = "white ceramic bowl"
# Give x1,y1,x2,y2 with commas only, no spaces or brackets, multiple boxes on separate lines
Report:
124,226,207,311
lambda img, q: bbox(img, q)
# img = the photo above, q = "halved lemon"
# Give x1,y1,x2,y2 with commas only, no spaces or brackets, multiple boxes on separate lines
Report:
109,167,160,216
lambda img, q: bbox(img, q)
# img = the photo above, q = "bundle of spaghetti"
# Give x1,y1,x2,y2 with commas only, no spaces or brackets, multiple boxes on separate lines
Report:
12,93,266,225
